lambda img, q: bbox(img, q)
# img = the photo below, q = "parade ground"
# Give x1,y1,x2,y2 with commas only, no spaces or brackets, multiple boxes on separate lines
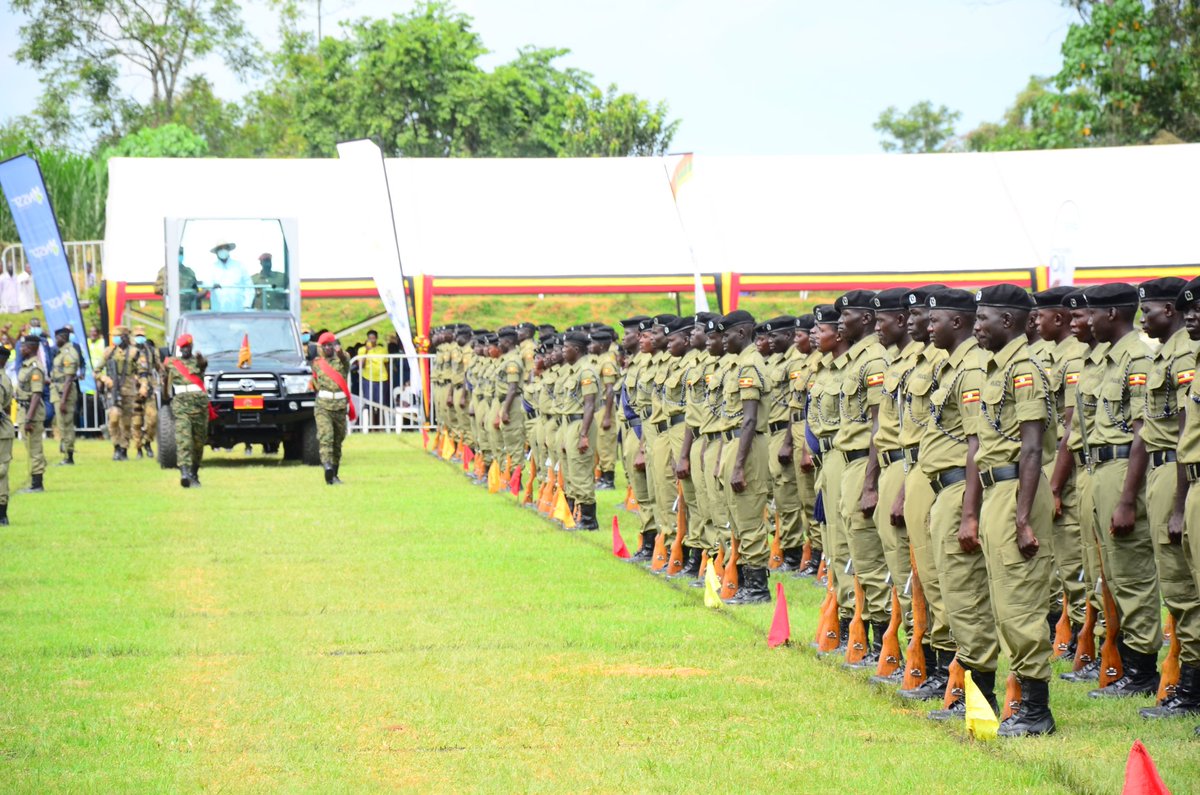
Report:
0,435,1195,793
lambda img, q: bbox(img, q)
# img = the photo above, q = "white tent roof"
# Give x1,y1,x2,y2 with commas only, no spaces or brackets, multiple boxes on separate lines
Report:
104,144,1200,285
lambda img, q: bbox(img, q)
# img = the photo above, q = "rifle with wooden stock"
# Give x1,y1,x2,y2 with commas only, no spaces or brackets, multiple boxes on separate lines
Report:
901,548,928,690
666,482,687,576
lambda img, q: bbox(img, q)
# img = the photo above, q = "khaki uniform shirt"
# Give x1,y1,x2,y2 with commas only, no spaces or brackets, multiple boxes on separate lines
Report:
1142,328,1195,453
919,339,985,476
1088,331,1152,448
975,337,1055,471
834,336,888,453
558,358,599,415
902,345,948,451
15,359,46,423
51,344,81,401
707,354,740,434
876,341,923,454
808,353,841,444
721,347,770,434
684,350,714,431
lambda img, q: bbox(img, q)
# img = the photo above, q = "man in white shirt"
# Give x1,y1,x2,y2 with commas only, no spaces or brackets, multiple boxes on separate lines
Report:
16,263,35,312
0,264,19,313
207,243,252,312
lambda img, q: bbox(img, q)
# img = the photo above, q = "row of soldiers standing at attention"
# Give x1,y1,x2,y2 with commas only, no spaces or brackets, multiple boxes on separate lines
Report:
428,275,1200,740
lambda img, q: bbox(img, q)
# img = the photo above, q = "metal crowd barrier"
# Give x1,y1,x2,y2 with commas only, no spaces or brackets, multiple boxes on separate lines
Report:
346,352,431,433
1,240,103,296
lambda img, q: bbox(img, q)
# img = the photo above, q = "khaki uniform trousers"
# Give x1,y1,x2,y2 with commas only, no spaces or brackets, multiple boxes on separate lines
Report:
1149,462,1200,666
905,467,952,650
562,418,597,506
685,436,710,550
1076,467,1106,641
0,437,11,504
703,436,730,555
132,397,157,451
621,423,658,535
876,458,913,635
107,391,137,448
720,432,771,569
499,409,526,468
841,456,891,624
597,410,618,472
933,481,998,672
1047,460,1088,626
54,391,77,455
664,422,700,548
979,476,1056,682
1091,458,1163,656
648,422,679,543
822,451,853,620
767,428,803,551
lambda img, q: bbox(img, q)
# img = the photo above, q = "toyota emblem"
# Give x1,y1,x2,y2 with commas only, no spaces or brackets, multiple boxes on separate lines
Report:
239,378,256,391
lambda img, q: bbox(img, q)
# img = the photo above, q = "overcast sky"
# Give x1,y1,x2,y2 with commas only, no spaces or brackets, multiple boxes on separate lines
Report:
0,0,1081,155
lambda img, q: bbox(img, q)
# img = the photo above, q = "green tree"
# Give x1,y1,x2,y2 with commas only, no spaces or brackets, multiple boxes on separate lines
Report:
102,123,210,158
966,77,1095,151
11,0,257,148
873,101,962,153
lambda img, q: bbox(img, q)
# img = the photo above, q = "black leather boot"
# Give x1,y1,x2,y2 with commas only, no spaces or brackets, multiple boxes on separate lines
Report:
596,471,615,490
845,621,889,670
899,647,951,701
576,502,599,530
629,531,655,563
1055,622,1081,661
1061,656,1100,682
180,466,192,488
57,451,74,466
779,547,805,571
1089,643,1159,698
675,547,703,580
795,550,821,578
1140,664,1200,719
191,464,201,487
331,464,343,485
19,474,44,493
324,463,335,485
112,446,122,461
999,678,1056,737
145,443,154,459
724,566,770,604
0,503,8,526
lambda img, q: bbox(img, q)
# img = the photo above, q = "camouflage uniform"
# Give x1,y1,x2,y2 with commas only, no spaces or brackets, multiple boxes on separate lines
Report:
165,354,209,470
313,354,350,468
50,341,81,459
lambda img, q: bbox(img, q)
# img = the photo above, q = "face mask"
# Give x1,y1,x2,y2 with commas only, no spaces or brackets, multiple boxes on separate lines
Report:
135,335,146,346
217,250,230,262
178,254,185,266
301,333,310,344
30,327,41,337
113,335,124,346
69,333,77,344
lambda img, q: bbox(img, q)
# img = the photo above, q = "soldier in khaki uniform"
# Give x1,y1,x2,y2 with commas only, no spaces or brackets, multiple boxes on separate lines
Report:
759,316,805,570
50,327,80,466
700,317,735,565
97,325,150,461
15,336,48,494
906,289,990,712
131,325,161,459
495,327,527,470
637,316,674,558
1167,277,1200,726
716,310,773,604
0,347,13,524
618,317,659,561
1138,277,1200,720
1082,283,1163,699
658,317,702,579
589,328,620,490
833,291,891,662
780,315,822,577
677,312,721,584
559,331,600,529
966,284,1057,737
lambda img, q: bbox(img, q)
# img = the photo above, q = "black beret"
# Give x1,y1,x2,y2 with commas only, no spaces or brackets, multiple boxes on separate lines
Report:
872,287,910,311
795,313,816,331
496,326,518,340
813,304,840,324
564,331,590,348
517,321,536,332
837,290,877,310
1032,286,1076,308
695,311,721,325
665,317,695,335
704,316,722,333
904,284,946,308
589,328,615,342
538,323,558,332
1083,282,1138,309
927,288,976,312
1063,289,1087,309
638,318,655,332
1176,277,1200,309
54,327,70,337
619,316,650,329
975,284,1034,310
22,334,41,345
484,333,499,345
758,315,796,333
455,325,473,337
652,313,679,327
1138,277,1187,303
717,309,755,332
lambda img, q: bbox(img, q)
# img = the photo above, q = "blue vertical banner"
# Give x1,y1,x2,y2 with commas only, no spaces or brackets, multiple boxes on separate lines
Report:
0,154,95,392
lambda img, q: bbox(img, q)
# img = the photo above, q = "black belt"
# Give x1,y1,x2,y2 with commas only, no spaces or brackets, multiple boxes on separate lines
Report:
1186,463,1200,482
818,435,836,454
930,467,968,494
1074,450,1088,468
768,420,789,434
640,409,652,420
979,464,1020,489
1149,450,1177,469
792,411,805,424
653,414,686,433
562,413,584,423
1092,444,1131,464
688,425,700,437
722,428,763,442
16,400,29,409
704,430,723,441
525,408,538,418
843,449,870,464
880,449,905,467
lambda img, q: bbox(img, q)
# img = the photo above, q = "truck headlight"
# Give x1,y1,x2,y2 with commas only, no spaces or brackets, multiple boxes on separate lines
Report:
283,374,312,395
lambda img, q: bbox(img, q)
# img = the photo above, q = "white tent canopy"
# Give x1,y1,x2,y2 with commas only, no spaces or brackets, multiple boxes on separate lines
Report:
104,144,1200,285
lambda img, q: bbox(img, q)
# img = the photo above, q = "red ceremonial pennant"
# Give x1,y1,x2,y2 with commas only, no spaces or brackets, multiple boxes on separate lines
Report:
422,426,430,450
612,516,630,559
1122,740,1171,795
463,445,474,470
509,465,522,496
768,582,790,647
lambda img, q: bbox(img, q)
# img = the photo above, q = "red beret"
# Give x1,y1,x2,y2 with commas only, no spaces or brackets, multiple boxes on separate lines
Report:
176,333,193,347
317,332,337,345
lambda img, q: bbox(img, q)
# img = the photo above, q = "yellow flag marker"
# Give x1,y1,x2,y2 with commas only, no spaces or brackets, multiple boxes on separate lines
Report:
487,459,501,493
704,561,723,609
441,432,455,460
964,669,999,741
552,489,576,529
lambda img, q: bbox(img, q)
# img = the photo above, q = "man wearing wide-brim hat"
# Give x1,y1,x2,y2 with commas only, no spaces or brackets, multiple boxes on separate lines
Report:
208,242,252,312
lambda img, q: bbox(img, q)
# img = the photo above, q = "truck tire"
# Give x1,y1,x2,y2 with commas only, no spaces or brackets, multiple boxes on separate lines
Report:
300,418,321,466
158,403,178,469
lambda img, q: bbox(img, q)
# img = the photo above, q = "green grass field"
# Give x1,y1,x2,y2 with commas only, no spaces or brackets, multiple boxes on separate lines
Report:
0,435,1194,793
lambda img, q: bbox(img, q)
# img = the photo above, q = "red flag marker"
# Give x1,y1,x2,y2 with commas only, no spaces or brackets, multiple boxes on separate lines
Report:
422,426,430,450
612,516,630,559
767,582,790,648
509,465,522,496
1122,740,1170,795
463,445,474,471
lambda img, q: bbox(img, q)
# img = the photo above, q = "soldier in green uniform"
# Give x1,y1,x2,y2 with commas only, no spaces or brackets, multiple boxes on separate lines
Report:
559,331,600,529
131,325,161,459
760,316,805,570
700,316,734,568
164,333,209,487
779,315,822,577
1137,277,1200,720
966,284,1057,737
50,327,80,466
15,336,48,493
1032,286,1090,658
658,317,699,577
637,316,673,558
868,288,920,670
906,289,989,712
495,326,527,472
251,253,289,310
833,291,891,661
618,317,659,561
1082,282,1163,699
1168,277,1200,727
96,325,150,461
0,347,14,524
677,312,721,584
645,315,686,568
590,328,620,490
717,309,773,604
312,331,351,485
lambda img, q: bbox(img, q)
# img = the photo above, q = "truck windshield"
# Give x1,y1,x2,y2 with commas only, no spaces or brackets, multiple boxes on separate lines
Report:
182,316,299,360
175,218,291,312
